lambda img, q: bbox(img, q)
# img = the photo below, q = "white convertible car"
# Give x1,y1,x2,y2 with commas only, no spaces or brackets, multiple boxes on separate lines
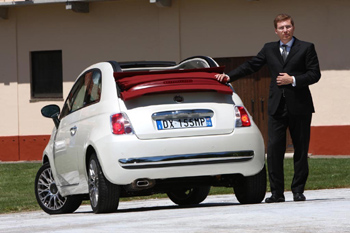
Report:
35,56,266,214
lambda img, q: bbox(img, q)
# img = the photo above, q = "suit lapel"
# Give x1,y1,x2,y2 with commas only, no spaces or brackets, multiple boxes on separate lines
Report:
274,41,284,65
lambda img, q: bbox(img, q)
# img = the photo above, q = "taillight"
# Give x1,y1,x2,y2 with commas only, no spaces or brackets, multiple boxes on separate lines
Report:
235,106,251,127
111,113,134,135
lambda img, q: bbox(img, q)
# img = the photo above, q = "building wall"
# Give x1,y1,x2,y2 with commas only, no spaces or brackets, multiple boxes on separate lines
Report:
0,0,349,161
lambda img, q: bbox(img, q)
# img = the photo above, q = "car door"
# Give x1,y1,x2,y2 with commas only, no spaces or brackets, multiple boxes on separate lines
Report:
54,70,101,186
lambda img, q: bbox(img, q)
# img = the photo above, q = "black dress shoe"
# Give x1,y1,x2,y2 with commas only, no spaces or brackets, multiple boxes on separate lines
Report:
293,193,306,201
265,195,285,203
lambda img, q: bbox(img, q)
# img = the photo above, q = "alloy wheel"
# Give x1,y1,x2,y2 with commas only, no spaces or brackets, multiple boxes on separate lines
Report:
88,159,99,208
36,167,67,210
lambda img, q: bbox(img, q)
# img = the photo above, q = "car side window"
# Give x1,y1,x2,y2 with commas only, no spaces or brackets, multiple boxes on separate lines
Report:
60,69,102,119
86,71,102,104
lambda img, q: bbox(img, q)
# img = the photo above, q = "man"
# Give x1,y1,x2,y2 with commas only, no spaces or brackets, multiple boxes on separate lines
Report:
216,14,321,202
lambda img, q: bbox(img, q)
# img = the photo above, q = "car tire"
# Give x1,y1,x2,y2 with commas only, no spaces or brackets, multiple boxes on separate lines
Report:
167,186,211,206
88,153,120,213
233,165,267,204
35,163,82,215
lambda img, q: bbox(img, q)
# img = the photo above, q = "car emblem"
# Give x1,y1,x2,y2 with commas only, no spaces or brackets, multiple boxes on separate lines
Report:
173,95,184,103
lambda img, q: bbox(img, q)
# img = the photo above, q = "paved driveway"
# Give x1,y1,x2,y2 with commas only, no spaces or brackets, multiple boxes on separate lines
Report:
1,189,349,233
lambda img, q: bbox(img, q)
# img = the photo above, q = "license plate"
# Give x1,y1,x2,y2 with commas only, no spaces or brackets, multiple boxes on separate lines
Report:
156,117,212,130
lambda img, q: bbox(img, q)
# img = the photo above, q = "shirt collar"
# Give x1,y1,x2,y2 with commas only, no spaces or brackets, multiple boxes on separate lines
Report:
280,37,295,47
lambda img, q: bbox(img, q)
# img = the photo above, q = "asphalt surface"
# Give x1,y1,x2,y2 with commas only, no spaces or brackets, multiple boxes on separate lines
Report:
1,188,349,233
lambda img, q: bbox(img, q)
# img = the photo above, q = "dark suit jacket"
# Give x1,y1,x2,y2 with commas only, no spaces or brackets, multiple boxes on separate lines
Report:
227,37,321,115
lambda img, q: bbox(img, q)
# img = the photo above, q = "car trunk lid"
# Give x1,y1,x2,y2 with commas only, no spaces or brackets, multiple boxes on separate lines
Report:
114,67,236,139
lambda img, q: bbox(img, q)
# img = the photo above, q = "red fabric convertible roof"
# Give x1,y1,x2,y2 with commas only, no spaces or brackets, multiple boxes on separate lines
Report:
114,67,232,101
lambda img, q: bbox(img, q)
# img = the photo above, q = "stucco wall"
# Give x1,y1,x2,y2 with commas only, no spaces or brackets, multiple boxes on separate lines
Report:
311,70,350,126
0,16,18,136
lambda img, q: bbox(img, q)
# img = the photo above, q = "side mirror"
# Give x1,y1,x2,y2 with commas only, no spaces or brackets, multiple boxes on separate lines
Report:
41,104,61,128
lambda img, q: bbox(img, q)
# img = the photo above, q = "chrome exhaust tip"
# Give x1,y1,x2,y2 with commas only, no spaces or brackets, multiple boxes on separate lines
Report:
125,178,156,191
136,179,151,187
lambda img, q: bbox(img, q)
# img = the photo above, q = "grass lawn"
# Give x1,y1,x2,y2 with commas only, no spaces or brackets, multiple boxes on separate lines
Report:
0,158,349,214
0,162,41,213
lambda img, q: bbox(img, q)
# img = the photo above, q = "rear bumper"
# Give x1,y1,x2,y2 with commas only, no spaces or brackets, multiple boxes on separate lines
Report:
94,125,265,185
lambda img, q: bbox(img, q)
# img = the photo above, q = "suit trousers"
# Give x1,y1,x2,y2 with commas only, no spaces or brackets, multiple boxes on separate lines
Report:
267,96,312,195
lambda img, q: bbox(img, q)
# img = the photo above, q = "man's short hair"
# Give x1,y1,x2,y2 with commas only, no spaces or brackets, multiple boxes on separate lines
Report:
274,14,294,29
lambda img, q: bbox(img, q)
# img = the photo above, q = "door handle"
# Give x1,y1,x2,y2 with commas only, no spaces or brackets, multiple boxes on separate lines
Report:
251,99,255,115
70,126,77,136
